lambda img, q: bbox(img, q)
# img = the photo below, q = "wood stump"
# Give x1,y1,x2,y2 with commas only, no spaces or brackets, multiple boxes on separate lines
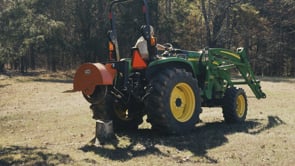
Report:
89,119,114,145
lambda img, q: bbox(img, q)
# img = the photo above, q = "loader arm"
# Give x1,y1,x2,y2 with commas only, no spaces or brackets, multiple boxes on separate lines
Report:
207,48,266,99
234,48,266,99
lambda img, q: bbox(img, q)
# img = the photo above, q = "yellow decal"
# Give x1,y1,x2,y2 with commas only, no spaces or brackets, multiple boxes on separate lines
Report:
188,58,198,61
212,61,219,65
220,51,240,59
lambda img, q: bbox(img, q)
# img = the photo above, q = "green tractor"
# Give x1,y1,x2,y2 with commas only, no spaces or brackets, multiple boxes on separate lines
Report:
73,0,266,135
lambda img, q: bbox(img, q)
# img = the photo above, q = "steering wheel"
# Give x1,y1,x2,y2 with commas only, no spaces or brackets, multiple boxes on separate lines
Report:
163,43,173,50
161,43,174,57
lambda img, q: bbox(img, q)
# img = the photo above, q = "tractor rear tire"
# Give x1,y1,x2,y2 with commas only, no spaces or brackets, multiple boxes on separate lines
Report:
145,68,201,134
222,87,248,123
105,95,144,132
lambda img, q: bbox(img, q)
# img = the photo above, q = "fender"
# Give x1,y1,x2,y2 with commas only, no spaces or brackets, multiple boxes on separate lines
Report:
146,57,198,79
73,63,116,95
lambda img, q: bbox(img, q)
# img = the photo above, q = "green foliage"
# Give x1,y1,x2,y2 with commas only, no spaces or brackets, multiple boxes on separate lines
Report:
0,1,28,60
0,0,294,75
0,0,68,71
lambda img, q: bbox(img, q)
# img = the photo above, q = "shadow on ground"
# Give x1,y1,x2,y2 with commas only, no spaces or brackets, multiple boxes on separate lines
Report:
33,78,72,83
0,146,73,166
0,84,11,88
0,70,73,84
0,116,284,165
259,77,295,83
80,116,285,163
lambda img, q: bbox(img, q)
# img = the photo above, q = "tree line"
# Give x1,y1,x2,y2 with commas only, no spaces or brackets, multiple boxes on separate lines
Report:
0,0,294,76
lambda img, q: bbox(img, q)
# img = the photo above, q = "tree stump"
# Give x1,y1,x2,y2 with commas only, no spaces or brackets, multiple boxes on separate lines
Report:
89,119,114,145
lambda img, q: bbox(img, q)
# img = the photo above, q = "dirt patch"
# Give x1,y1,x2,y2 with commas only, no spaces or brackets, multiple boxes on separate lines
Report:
1,74,294,165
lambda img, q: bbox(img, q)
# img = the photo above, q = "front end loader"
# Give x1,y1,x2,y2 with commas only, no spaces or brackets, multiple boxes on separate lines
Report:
72,0,266,136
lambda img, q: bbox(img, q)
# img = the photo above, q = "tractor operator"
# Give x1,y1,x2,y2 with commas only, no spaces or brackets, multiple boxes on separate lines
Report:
134,25,169,61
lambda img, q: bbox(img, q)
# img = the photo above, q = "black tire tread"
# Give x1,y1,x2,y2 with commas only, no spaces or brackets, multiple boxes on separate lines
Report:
145,68,201,134
222,87,248,123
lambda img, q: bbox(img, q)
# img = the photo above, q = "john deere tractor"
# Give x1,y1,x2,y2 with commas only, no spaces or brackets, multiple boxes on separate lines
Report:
73,0,266,134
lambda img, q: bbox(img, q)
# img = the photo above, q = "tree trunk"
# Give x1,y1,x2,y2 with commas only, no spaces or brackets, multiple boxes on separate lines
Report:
20,56,28,73
0,63,4,73
201,0,211,47
30,45,36,70
51,55,57,72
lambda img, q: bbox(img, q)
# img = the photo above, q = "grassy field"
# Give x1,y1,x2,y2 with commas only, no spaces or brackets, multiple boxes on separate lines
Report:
0,72,294,166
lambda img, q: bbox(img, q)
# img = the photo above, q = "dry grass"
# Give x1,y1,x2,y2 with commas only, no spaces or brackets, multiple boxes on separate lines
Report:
0,73,294,166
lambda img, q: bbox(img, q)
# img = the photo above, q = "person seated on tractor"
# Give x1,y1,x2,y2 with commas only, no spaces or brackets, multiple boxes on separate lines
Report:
134,25,169,61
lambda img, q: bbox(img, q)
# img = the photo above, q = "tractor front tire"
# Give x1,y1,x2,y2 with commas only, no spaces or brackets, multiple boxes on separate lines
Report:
222,87,248,123
145,68,201,134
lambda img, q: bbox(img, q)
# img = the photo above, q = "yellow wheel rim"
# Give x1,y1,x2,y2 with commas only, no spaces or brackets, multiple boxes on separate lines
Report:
170,83,196,122
114,105,130,121
236,94,246,118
